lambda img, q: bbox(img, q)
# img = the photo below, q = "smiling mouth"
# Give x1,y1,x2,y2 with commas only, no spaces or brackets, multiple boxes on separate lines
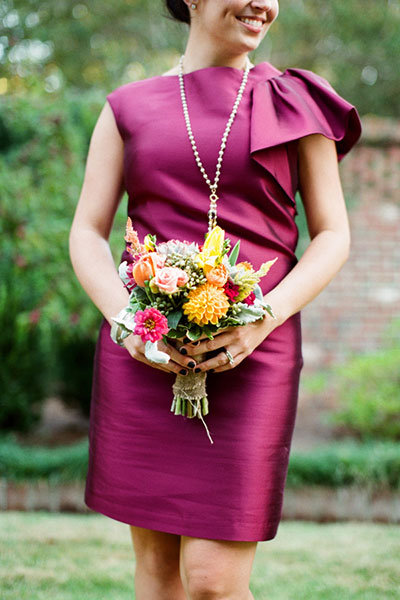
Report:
236,17,264,29
235,16,265,31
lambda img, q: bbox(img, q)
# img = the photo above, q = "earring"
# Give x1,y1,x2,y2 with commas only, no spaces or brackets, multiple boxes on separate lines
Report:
191,2,197,9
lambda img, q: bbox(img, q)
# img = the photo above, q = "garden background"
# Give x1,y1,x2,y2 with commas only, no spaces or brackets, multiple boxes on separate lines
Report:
1,1,399,598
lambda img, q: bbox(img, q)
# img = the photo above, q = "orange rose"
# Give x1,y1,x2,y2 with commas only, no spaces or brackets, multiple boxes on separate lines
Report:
205,263,228,287
132,252,165,287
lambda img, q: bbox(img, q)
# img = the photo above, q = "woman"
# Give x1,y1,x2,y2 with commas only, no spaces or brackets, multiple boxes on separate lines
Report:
69,0,362,598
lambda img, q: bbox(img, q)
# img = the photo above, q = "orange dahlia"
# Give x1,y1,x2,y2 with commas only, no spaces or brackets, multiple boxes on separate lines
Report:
182,283,230,326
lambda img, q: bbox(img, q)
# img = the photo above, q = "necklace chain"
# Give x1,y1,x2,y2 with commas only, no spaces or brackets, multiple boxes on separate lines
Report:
178,54,251,233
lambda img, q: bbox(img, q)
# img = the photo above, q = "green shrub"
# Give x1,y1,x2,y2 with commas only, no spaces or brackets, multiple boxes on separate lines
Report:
0,433,89,483
0,91,126,431
286,439,400,490
324,319,400,441
1,433,399,489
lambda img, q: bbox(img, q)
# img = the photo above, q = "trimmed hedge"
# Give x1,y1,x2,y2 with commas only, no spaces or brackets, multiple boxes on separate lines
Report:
1,434,399,489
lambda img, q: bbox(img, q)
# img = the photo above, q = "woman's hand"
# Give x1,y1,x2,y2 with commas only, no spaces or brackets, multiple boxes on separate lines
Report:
177,314,281,373
122,334,198,376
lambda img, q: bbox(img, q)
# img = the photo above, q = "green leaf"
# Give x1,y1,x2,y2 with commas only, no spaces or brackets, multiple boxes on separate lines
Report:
233,303,265,324
132,286,148,304
167,310,182,329
144,279,156,302
253,283,263,301
261,303,277,319
228,240,241,266
185,325,202,341
202,325,216,340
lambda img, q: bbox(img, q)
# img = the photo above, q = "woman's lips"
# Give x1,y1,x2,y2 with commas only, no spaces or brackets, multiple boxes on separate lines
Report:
236,17,264,33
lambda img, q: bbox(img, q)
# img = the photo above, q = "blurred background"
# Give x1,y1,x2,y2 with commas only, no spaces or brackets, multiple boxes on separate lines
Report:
0,1,399,595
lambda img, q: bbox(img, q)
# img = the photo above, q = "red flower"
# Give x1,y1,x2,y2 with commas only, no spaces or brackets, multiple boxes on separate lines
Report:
242,292,256,306
223,280,240,302
133,307,169,343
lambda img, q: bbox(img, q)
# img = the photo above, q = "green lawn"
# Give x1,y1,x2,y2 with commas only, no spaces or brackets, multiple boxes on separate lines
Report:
1,512,399,599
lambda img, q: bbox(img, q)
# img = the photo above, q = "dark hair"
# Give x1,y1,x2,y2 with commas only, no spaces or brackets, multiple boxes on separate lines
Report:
165,0,191,25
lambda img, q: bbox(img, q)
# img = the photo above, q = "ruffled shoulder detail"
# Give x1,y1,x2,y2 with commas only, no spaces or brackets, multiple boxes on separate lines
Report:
250,67,363,208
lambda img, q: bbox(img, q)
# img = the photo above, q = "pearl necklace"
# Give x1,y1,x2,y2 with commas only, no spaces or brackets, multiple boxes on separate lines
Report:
178,54,252,233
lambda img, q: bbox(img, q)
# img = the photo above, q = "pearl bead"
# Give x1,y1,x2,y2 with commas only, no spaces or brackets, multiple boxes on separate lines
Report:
178,54,251,233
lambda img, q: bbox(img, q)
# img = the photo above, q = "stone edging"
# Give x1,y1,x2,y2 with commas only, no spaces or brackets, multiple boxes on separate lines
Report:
1,479,399,523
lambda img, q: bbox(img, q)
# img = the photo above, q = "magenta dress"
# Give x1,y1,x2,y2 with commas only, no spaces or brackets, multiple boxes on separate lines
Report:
84,61,362,542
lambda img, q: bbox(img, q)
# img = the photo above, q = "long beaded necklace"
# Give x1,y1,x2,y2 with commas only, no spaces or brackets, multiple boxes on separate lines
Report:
178,54,252,234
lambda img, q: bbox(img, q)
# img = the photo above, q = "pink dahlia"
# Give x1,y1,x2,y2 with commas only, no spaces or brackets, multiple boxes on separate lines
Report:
223,279,241,302
133,307,169,343
242,292,256,306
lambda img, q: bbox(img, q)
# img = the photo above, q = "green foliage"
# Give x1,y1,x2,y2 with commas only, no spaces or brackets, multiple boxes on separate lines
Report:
303,318,400,442
286,439,400,490
326,345,400,441
1,433,399,490
0,433,89,483
1,1,399,116
0,92,127,430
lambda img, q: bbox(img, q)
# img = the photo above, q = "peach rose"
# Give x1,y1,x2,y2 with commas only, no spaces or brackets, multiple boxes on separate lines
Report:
175,268,189,287
132,252,165,287
205,263,228,287
154,267,188,294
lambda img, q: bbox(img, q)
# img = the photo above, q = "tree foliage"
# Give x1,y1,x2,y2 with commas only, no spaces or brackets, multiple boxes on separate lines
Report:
0,0,398,115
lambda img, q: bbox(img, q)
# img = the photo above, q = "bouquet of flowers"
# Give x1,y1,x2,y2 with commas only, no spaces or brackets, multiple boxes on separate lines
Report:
111,217,278,443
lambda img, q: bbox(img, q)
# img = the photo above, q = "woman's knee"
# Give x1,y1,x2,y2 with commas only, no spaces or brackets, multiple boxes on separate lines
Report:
182,566,234,599
129,525,181,579
180,536,257,599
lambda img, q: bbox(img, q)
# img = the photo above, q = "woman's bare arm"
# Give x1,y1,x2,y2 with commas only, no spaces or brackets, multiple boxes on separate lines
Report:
69,101,195,374
69,101,130,327
263,133,351,323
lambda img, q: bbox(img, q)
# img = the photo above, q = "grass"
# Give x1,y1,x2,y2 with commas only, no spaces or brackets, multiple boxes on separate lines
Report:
1,512,399,599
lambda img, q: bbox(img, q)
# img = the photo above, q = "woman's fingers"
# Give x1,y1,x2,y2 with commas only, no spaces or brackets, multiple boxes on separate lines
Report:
193,347,245,373
179,328,237,357
123,334,196,375
160,338,201,370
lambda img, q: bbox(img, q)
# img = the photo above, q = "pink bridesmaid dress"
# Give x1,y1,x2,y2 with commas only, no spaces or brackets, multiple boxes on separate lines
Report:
84,61,362,542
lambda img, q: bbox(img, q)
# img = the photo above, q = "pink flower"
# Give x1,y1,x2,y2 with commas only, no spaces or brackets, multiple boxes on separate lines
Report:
242,292,256,306
175,268,189,287
223,280,241,302
15,254,27,268
124,262,137,291
134,308,169,343
29,309,41,324
154,267,188,294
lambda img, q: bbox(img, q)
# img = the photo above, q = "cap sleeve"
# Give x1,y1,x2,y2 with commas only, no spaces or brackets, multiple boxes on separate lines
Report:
249,67,363,207
106,84,130,141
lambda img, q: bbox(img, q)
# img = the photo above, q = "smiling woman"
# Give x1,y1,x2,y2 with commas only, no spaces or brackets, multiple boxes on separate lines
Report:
68,1,362,599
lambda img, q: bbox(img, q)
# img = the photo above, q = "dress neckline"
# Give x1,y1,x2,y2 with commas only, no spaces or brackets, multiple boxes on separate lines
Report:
156,61,270,79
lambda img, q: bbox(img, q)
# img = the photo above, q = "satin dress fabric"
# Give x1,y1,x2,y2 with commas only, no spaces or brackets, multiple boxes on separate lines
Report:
84,61,362,542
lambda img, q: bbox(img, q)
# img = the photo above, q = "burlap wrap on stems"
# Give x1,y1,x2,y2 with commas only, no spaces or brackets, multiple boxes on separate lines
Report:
170,340,214,444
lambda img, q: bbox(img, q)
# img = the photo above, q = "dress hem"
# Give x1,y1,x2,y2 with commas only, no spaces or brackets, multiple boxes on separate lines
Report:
84,489,280,543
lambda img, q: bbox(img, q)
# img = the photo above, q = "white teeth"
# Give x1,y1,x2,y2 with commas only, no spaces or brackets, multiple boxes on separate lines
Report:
238,17,263,28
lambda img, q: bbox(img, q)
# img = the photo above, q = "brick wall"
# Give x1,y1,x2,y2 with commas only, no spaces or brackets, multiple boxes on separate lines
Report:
300,115,400,371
